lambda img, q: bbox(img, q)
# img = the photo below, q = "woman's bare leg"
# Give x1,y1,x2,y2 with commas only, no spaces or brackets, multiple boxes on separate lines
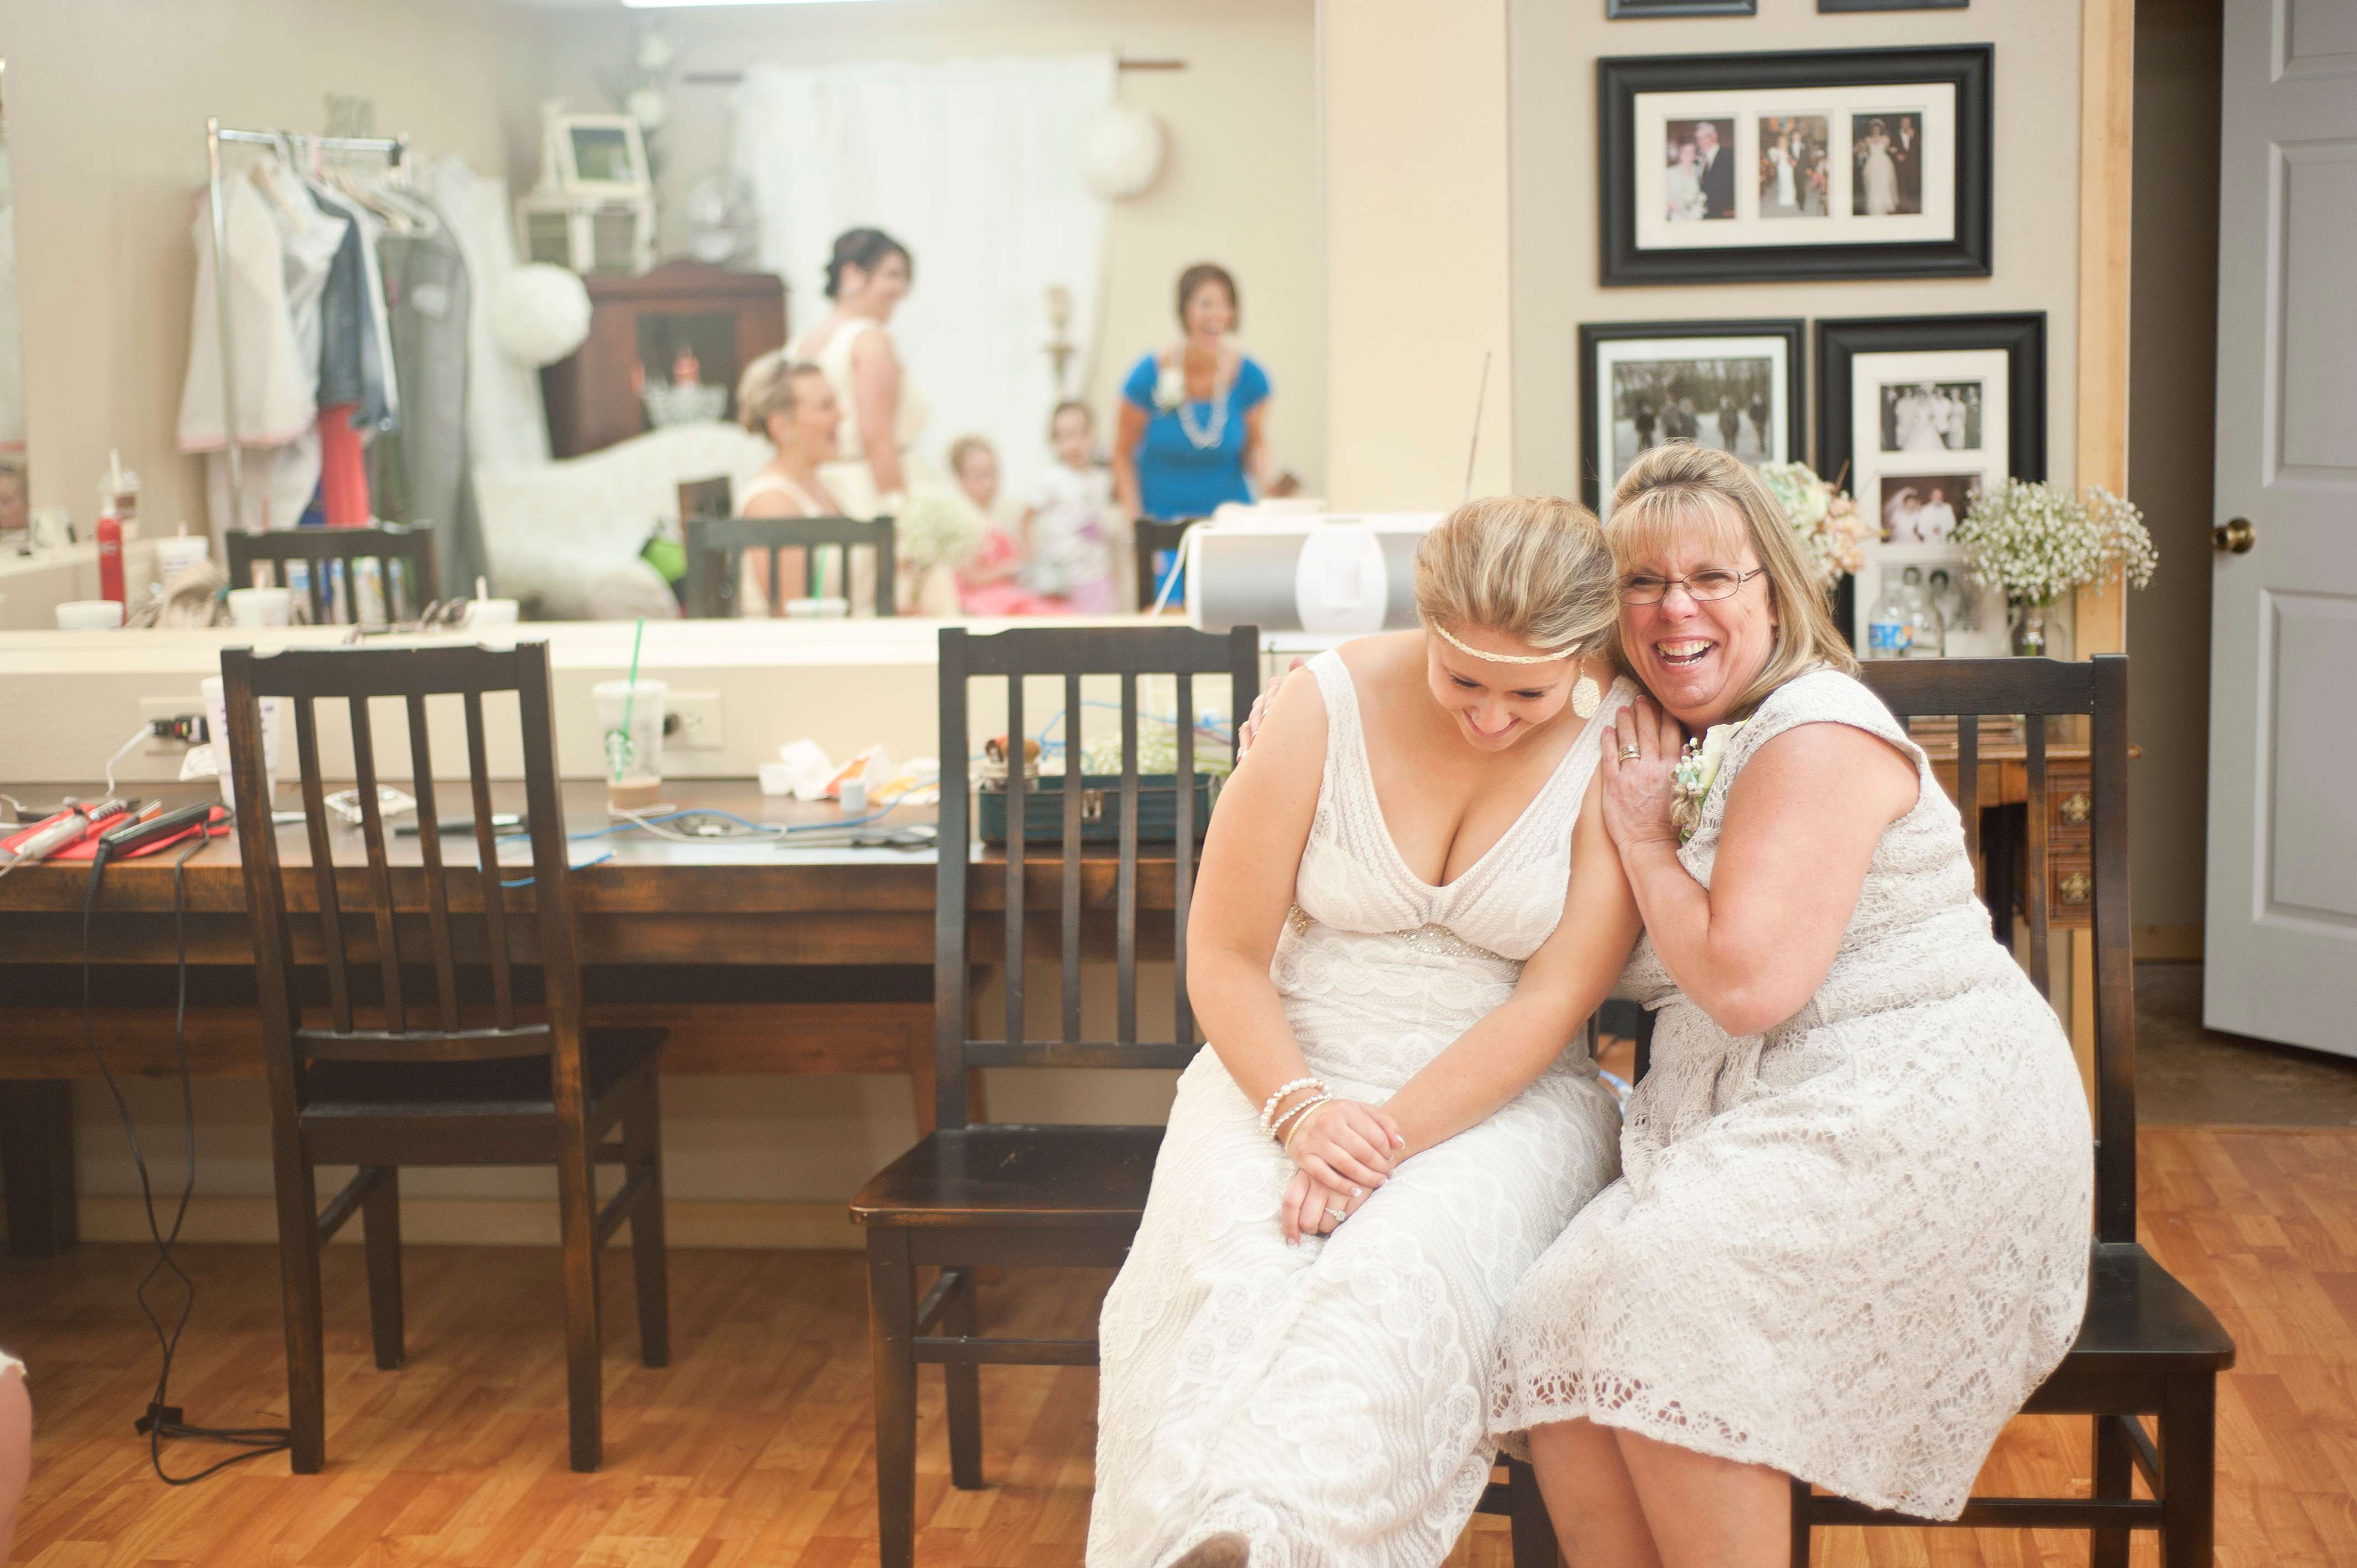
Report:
0,1365,30,1564
1615,1426,1788,1568
1526,1418,1664,1568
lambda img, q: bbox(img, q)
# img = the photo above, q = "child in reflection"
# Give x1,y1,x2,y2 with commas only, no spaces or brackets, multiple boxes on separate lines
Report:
949,435,1059,617
1022,401,1121,613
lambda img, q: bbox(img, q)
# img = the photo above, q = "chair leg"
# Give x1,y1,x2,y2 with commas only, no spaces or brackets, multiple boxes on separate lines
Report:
2091,1414,2135,1568
361,1166,404,1371
555,1127,604,1473
2160,1371,2217,1568
1788,1476,1812,1566
272,1152,327,1473
624,1074,670,1369
943,1267,984,1490
1504,1458,1560,1568
868,1227,920,1568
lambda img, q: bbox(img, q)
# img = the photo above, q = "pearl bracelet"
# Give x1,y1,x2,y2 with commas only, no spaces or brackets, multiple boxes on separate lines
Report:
1257,1076,1326,1134
1275,1094,1334,1150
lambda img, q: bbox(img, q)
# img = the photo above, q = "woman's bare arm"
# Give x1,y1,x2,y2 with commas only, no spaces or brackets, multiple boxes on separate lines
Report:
1241,401,1271,497
850,332,907,499
1111,401,1150,518
1381,785,1641,1157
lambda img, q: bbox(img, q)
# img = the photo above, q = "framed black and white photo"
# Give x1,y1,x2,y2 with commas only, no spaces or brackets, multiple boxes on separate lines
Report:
1579,319,1805,515
1598,45,1992,285
1610,0,1758,16
1818,313,2045,654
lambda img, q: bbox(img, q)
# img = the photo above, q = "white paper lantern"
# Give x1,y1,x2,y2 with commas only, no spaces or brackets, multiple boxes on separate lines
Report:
491,264,594,368
1082,104,1166,201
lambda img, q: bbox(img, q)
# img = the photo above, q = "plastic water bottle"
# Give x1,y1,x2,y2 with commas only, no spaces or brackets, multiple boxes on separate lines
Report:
1866,580,1913,659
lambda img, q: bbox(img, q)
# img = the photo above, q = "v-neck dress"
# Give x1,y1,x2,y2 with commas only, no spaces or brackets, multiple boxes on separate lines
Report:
1089,649,1633,1568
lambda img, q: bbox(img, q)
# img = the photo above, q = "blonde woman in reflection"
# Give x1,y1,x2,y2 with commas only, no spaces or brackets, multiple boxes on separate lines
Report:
732,351,845,612
1090,496,1640,1568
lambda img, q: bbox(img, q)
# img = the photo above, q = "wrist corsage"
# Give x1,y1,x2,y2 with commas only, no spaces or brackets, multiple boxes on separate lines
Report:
1670,721,1744,843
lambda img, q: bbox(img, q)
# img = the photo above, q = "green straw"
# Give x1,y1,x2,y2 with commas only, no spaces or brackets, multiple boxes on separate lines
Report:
615,617,646,782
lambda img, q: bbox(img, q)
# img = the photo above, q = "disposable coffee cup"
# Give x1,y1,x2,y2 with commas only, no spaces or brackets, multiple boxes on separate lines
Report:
201,674,284,809
464,598,520,645
56,599,123,631
155,535,210,581
228,586,294,628
594,678,667,812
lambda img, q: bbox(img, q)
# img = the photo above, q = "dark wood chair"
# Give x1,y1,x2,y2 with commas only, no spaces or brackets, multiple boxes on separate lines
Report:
225,523,438,626
684,513,896,617
848,623,1255,1567
218,639,668,1474
1610,656,2233,1567
1132,515,1201,611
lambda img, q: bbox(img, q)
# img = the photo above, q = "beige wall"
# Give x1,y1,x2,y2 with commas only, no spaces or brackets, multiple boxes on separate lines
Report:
0,0,541,540
1506,0,2085,506
1320,0,1516,508
2125,0,2221,942
534,0,1325,497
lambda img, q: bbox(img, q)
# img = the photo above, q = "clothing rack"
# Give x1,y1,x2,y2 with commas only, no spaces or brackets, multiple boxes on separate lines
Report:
204,117,410,531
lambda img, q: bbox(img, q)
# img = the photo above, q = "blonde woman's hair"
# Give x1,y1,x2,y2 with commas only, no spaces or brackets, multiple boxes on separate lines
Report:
1606,441,1856,717
1413,493,1619,661
736,350,825,437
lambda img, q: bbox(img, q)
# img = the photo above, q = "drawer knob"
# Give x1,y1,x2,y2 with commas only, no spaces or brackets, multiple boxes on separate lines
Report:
2057,870,2091,905
2058,792,2091,825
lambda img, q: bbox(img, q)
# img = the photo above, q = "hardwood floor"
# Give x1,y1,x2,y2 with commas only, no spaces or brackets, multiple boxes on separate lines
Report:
4,1125,2350,1567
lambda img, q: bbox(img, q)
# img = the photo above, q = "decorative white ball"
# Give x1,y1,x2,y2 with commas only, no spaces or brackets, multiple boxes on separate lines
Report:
635,28,676,74
627,86,670,132
490,264,594,368
1080,104,1165,200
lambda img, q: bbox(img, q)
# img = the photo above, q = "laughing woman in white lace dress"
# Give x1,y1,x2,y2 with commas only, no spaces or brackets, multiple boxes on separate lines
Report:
1489,443,2092,1567
1090,497,1640,1568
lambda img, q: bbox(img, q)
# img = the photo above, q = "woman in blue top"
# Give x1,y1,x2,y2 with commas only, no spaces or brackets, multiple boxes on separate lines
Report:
1113,263,1272,532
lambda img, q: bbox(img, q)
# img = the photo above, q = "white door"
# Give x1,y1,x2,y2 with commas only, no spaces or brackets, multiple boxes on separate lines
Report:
2204,0,2357,1055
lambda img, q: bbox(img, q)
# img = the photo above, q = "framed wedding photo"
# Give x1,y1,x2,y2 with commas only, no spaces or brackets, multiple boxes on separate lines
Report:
1820,1,1968,11
1817,313,2045,654
1609,0,1758,16
1597,44,1993,285
1578,319,1805,516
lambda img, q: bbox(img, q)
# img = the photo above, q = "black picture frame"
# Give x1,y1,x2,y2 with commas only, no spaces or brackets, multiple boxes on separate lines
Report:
1816,312,2045,637
1820,1,1967,11
1610,0,1758,16
1598,44,1993,285
1578,318,1807,512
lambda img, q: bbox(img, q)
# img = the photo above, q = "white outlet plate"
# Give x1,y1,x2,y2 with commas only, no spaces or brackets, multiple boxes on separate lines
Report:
138,694,212,753
668,691,723,751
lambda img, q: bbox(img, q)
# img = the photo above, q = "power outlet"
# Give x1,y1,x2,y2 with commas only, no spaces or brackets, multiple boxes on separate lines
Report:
668,691,724,751
138,694,212,754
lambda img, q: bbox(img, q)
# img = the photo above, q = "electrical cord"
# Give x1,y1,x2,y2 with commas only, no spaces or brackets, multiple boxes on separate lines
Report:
80,827,292,1483
101,724,153,798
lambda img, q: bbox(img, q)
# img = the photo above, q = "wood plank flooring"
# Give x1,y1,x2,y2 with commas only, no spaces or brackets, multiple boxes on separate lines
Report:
3,1125,2350,1567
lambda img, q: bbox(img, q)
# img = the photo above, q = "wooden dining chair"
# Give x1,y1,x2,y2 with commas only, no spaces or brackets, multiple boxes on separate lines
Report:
1612,656,2233,1567
218,640,668,1474
1132,516,1201,611
683,513,896,617
848,623,1255,1568
226,523,438,625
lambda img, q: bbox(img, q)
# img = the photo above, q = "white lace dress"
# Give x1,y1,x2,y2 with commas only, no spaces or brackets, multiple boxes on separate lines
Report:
1089,652,1632,1568
1490,670,2092,1519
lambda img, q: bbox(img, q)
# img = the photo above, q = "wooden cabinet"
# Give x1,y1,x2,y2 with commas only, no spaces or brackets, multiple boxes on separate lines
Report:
539,261,789,459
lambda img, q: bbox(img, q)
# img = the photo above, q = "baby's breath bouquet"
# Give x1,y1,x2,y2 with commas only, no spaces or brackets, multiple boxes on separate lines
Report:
896,490,989,573
1951,479,2157,656
1756,461,1869,590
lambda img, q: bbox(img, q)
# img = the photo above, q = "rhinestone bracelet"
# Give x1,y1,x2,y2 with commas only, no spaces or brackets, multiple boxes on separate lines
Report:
1257,1076,1326,1134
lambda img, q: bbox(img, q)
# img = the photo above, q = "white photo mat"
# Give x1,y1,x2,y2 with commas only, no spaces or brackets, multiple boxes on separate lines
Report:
1591,334,1795,520
1848,346,2010,655
1634,82,1957,252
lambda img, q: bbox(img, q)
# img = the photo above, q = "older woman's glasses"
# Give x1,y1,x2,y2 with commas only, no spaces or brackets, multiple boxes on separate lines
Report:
1618,565,1767,606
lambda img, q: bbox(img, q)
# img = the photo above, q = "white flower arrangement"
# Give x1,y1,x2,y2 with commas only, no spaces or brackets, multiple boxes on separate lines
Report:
1671,721,1744,843
897,491,989,574
1756,462,1869,590
1951,479,2159,608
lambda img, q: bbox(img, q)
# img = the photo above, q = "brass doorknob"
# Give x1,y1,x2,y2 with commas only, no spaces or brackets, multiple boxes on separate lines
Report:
2213,517,2255,554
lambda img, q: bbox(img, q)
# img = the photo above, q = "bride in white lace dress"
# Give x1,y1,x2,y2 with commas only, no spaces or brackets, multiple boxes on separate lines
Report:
1090,497,1640,1568
1490,444,2090,1566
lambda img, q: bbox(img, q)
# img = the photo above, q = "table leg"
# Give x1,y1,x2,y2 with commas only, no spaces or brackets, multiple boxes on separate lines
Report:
1,1080,79,1256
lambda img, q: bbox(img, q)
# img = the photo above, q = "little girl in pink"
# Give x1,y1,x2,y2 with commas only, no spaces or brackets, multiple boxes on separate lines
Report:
950,435,1062,616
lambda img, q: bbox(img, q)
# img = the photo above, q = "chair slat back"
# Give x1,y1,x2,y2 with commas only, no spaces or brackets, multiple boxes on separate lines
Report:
685,514,897,618
225,524,438,625
934,625,1259,1128
220,642,588,1112
1862,655,2134,1240
1131,517,1201,611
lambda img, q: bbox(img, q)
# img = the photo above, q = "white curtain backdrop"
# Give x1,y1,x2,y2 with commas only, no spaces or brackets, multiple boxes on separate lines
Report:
733,54,1115,502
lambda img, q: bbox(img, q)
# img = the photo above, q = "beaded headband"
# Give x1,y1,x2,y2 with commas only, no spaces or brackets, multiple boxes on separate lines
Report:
1429,621,1588,666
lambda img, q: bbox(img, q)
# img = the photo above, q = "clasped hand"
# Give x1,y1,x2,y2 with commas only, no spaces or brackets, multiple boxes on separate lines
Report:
1278,1097,1405,1244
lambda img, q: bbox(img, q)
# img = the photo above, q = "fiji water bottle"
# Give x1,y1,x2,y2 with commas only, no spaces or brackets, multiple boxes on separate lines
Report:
1866,581,1913,659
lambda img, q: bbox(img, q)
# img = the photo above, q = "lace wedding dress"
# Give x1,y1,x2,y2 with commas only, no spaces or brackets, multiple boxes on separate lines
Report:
1489,670,2092,1519
1088,651,1632,1568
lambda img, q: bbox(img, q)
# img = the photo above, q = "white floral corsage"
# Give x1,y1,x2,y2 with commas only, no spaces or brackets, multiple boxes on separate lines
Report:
1670,721,1744,843
1152,362,1188,411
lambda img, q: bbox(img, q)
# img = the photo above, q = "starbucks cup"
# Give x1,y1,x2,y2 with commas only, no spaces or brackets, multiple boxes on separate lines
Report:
201,674,284,809
593,678,667,812
228,586,293,628
155,534,210,582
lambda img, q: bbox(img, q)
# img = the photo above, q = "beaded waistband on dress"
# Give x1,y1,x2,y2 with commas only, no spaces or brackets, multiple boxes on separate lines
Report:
1285,905,1511,966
